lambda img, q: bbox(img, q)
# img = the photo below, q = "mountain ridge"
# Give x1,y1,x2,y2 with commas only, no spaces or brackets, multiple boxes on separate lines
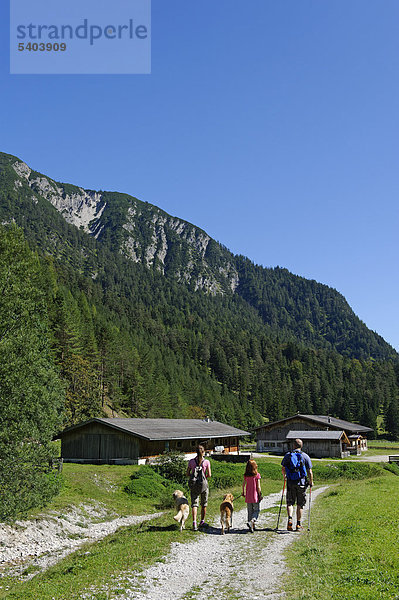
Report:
0,150,396,361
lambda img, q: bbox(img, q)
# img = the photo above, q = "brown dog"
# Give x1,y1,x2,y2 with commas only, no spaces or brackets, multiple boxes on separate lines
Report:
220,493,234,534
173,490,190,532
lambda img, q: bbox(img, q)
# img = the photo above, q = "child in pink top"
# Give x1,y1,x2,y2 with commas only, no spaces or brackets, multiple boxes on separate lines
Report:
242,459,262,532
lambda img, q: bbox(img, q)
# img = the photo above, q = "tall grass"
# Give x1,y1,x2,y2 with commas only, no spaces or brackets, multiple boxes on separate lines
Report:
285,471,399,600
313,462,382,481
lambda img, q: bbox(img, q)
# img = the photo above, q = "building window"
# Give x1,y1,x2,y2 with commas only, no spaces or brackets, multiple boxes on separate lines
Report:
224,439,229,446
176,441,182,448
191,440,196,447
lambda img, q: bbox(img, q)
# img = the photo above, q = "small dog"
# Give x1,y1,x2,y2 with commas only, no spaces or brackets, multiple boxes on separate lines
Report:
173,490,190,532
220,493,234,534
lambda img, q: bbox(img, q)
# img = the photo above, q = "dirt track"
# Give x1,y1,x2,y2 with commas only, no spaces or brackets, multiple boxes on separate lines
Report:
82,487,328,600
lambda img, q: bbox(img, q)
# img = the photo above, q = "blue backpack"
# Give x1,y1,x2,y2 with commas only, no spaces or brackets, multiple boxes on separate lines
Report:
285,451,307,482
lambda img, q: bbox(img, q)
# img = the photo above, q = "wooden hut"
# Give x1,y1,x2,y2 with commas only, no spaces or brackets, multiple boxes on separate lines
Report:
255,413,372,457
285,430,351,458
57,418,250,464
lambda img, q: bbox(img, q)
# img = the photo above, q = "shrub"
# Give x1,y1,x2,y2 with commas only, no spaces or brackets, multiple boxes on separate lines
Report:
313,462,382,481
156,487,178,509
151,452,187,486
257,462,283,480
209,461,243,489
124,466,175,498
208,459,282,489
383,463,399,476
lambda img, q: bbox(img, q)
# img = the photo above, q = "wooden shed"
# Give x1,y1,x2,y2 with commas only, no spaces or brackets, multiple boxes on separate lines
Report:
285,430,351,458
58,418,250,464
255,413,372,456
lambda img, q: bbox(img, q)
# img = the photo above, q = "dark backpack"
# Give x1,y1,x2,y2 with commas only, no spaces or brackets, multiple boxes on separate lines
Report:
189,458,207,492
285,451,307,482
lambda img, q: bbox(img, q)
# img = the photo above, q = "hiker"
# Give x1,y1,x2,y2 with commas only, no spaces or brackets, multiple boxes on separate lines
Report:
187,444,211,530
281,438,313,531
242,459,262,532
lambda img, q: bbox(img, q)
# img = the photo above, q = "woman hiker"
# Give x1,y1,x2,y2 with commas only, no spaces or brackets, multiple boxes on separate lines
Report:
186,444,211,530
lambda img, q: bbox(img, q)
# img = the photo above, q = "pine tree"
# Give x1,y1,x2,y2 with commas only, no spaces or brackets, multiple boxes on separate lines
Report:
0,226,64,519
385,398,399,440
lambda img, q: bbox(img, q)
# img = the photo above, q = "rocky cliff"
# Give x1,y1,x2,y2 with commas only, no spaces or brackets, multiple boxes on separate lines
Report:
10,156,238,294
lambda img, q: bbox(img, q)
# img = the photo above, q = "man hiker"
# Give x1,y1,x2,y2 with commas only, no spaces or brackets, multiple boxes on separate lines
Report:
187,444,211,530
281,438,313,531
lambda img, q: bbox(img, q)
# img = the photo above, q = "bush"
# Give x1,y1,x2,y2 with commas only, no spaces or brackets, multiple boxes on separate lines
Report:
0,453,62,522
124,465,189,509
156,487,178,509
313,462,382,481
151,452,187,486
257,462,283,480
124,466,176,498
383,463,399,476
209,461,243,489
208,459,282,489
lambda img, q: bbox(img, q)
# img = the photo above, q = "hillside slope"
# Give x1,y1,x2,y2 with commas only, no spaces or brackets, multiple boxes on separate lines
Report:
1,150,398,435
1,151,395,361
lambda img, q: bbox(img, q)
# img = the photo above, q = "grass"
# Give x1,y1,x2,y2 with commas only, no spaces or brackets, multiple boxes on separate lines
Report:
0,461,283,600
284,470,399,600
368,440,399,449
353,448,398,457
1,460,395,599
28,463,160,518
1,512,188,600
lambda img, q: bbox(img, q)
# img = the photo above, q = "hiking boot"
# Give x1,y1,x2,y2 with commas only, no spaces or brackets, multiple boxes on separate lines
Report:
287,520,293,531
247,521,254,532
193,522,198,531
296,523,303,531
199,520,207,528
251,519,256,531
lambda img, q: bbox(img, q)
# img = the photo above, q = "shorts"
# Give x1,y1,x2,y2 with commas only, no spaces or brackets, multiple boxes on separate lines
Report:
190,486,209,508
286,482,307,508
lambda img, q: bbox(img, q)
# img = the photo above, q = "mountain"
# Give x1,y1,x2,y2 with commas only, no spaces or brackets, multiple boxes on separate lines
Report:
2,151,395,360
1,150,398,436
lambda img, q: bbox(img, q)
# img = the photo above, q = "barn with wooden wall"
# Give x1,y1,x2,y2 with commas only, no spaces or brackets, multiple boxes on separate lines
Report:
255,413,372,457
285,430,350,458
58,418,250,464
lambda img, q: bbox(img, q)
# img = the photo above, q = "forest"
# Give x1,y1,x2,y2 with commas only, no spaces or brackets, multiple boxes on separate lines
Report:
0,150,399,517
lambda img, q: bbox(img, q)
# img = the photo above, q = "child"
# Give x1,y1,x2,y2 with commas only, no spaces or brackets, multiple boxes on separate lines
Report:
242,459,262,532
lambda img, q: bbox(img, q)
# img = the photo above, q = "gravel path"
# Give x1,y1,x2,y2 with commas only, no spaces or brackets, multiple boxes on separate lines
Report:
0,504,163,581
84,486,328,600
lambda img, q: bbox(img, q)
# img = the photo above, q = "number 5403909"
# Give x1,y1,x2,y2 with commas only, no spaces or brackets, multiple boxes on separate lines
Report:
18,42,67,51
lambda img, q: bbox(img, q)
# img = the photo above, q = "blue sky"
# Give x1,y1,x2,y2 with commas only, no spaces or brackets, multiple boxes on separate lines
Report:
1,1,399,349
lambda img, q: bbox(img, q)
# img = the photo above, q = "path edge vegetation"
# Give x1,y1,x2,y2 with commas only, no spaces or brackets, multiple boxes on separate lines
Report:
284,465,399,600
1,458,397,600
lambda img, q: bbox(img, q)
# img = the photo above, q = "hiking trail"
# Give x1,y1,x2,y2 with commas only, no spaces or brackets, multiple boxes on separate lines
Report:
83,486,328,600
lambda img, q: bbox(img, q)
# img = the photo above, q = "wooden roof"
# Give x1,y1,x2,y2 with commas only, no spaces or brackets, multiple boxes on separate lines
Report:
59,418,250,441
254,414,373,434
286,429,350,444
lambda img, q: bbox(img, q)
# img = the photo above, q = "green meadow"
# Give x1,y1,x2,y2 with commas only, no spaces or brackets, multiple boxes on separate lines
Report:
1,459,398,599
0,460,282,600
285,467,399,600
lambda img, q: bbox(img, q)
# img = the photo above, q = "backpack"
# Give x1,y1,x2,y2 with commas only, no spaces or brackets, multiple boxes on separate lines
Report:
285,451,307,483
188,458,208,492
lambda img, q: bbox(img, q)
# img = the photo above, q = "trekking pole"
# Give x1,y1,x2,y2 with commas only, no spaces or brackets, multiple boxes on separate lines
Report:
307,485,312,531
275,478,286,531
